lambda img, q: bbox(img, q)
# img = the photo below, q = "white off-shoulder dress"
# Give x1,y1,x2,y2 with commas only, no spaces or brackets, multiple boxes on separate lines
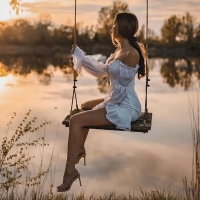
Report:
73,46,141,131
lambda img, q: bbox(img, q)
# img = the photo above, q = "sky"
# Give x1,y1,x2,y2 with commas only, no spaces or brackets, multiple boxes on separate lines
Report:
0,0,200,35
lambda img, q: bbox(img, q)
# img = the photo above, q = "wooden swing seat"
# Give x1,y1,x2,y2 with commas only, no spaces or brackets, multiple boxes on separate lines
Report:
62,109,152,133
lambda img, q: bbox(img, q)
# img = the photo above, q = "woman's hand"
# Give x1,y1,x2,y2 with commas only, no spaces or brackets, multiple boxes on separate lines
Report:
71,44,77,54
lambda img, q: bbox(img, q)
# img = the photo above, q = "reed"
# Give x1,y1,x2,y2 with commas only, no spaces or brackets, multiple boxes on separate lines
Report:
0,110,52,199
183,90,200,200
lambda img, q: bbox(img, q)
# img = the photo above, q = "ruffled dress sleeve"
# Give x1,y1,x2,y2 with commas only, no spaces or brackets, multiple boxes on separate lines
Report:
72,46,108,78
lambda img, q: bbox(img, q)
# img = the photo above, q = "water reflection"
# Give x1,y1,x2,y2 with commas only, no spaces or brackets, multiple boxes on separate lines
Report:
0,56,200,90
0,55,74,85
97,77,110,93
160,58,200,90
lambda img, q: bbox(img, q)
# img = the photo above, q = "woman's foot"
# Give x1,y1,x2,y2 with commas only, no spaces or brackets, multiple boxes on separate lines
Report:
57,167,81,192
57,151,82,192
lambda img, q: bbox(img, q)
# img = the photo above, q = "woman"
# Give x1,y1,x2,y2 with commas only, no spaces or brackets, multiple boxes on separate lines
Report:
57,12,146,192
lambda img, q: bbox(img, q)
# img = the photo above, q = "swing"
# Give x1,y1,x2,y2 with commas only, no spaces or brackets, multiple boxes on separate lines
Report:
62,0,152,133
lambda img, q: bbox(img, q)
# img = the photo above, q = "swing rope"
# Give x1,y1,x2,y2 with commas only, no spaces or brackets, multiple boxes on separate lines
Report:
70,0,150,115
70,0,79,117
145,0,150,114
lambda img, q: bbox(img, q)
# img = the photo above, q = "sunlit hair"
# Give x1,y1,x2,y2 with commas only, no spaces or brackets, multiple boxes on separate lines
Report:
111,12,147,79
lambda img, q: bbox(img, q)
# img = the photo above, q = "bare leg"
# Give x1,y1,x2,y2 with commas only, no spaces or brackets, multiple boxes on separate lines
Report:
68,108,112,152
79,128,89,155
79,98,104,154
57,108,113,192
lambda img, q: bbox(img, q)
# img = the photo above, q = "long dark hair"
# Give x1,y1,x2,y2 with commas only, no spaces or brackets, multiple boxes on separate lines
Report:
111,12,147,79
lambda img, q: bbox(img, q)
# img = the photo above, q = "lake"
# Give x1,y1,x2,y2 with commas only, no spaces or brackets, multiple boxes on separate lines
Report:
0,56,199,196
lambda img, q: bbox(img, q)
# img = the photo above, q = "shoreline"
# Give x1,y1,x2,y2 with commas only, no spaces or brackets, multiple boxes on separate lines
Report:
0,44,199,58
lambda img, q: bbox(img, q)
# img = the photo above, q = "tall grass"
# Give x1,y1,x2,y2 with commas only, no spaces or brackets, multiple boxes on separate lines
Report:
183,90,200,200
0,110,56,199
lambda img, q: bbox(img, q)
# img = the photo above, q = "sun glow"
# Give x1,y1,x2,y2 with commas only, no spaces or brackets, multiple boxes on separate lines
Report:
0,63,13,90
0,75,14,90
0,0,18,21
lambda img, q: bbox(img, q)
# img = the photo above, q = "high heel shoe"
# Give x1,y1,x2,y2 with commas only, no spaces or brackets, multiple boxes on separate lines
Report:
57,151,82,192
57,169,82,192
76,152,86,166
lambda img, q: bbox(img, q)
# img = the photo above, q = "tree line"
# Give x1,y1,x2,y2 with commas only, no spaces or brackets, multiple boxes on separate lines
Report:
0,1,200,56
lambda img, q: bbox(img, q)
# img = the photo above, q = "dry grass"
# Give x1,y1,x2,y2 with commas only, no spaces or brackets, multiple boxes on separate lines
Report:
183,90,200,200
0,110,54,199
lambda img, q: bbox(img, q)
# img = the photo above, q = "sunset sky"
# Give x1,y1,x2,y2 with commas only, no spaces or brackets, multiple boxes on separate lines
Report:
0,0,200,35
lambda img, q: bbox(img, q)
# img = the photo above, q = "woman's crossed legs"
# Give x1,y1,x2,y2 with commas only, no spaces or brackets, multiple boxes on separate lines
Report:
57,99,113,192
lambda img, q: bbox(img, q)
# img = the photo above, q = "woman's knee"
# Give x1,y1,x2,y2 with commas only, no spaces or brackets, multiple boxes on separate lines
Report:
70,114,78,125
70,113,83,126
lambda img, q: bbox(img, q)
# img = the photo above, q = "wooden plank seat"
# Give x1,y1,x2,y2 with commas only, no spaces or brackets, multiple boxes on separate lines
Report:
62,109,152,133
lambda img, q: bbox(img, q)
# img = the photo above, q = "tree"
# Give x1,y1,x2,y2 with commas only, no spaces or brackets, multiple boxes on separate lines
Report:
1,25,16,44
180,12,195,44
96,1,129,44
0,22,7,44
161,15,182,45
76,23,95,46
136,24,145,42
161,13,196,46
13,20,34,45
53,25,73,46
33,15,53,46
195,24,200,45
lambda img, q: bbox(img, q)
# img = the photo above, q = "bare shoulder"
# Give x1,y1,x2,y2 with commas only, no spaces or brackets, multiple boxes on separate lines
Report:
124,48,140,68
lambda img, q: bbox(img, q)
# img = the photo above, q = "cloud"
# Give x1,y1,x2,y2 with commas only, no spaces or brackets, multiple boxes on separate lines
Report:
8,0,200,35
21,1,72,14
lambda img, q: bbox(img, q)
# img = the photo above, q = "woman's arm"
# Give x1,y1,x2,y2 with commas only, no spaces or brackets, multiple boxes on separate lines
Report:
72,46,108,78
81,98,104,110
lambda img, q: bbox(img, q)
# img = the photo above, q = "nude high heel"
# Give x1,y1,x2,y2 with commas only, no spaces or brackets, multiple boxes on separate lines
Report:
76,152,86,166
57,151,82,192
